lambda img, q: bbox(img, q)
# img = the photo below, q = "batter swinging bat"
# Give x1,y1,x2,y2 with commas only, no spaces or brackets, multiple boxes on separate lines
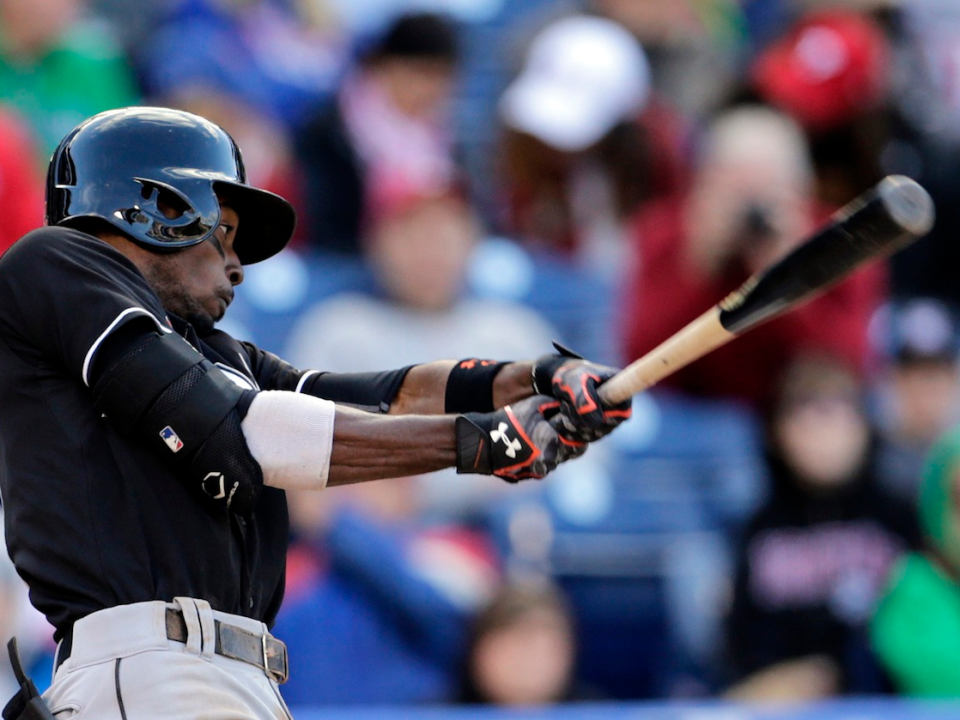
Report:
598,175,935,405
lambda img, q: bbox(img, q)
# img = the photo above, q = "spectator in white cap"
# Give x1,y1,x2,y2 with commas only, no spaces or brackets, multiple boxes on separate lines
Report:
872,298,960,506
493,13,688,275
498,15,650,155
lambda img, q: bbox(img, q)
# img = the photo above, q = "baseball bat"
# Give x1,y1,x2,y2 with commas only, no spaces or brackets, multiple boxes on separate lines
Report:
598,175,935,405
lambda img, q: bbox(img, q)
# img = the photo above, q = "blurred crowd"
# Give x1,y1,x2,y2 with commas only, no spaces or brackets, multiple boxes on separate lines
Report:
6,0,960,710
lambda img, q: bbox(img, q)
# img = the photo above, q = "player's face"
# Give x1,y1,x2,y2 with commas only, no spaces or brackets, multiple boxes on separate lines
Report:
143,203,243,335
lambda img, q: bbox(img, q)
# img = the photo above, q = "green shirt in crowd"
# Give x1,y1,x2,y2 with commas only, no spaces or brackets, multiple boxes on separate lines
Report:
0,20,140,159
871,552,960,696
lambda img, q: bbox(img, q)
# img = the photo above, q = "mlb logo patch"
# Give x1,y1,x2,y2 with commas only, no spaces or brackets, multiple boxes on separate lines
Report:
160,426,184,453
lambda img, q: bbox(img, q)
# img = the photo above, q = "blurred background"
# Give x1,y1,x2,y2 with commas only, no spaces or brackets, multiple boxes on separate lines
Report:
5,0,960,717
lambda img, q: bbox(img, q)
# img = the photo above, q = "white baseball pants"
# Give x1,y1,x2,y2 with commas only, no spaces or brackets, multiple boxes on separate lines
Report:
43,598,293,719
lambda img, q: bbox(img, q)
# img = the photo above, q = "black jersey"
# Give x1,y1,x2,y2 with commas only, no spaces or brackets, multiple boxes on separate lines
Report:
0,227,407,641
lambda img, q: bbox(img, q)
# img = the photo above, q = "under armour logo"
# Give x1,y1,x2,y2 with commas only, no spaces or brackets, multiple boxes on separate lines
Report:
490,422,523,458
459,358,497,370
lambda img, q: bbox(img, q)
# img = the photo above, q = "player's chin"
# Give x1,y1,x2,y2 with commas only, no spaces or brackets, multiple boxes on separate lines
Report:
188,306,219,336
207,293,230,320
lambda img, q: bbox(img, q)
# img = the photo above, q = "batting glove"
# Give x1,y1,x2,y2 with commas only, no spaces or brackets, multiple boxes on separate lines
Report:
456,395,586,482
532,347,633,443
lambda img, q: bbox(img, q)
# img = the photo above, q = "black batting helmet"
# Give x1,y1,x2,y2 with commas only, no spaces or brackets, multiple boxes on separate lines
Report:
46,106,296,265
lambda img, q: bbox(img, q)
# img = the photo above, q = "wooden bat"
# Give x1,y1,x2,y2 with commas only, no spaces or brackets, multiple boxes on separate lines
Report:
599,175,935,405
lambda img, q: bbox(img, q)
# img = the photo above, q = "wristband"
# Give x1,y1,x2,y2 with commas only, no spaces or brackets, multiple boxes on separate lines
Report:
454,414,493,475
444,359,509,414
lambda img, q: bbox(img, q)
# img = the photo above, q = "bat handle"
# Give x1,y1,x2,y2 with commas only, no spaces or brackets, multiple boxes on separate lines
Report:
598,307,736,405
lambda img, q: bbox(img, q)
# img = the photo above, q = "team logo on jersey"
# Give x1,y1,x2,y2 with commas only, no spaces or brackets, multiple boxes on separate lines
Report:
159,426,184,453
203,472,239,507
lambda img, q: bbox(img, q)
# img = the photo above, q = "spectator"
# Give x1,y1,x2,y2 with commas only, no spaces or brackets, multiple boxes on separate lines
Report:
748,8,893,209
284,174,555,378
271,480,499,706
294,10,462,255
871,424,960,696
723,353,921,700
871,298,960,505
137,0,346,132
0,0,140,158
870,0,960,306
622,104,885,412
491,11,691,366
283,173,557,518
456,578,584,706
0,107,44,256
494,13,657,271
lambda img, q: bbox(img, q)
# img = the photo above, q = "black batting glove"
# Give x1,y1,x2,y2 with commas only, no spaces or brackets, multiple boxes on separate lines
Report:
456,395,586,482
532,349,633,443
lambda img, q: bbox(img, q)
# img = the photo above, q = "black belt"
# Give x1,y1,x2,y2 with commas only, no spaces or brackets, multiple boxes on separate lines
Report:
56,608,289,684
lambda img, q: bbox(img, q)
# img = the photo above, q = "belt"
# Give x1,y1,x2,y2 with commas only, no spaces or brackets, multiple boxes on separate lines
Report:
56,607,289,684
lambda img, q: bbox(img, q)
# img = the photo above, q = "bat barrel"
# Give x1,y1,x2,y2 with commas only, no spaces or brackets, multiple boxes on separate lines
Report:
598,175,935,406
876,174,936,238
830,175,934,256
717,175,934,335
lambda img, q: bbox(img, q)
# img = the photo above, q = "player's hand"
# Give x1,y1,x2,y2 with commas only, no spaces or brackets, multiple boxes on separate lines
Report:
532,350,632,443
455,395,586,482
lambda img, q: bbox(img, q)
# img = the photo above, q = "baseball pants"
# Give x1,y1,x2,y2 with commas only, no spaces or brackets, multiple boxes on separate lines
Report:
43,598,293,719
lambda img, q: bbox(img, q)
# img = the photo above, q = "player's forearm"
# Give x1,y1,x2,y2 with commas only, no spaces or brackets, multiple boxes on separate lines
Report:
247,376,586,491
387,360,455,415
492,361,535,408
328,406,456,486
244,392,454,491
388,359,536,416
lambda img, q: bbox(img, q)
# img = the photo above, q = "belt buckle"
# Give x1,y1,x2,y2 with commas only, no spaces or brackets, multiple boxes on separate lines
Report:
217,622,289,684
264,635,289,684
261,633,267,676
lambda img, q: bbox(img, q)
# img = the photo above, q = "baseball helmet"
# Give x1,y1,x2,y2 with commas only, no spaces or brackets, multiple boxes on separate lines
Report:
46,106,296,265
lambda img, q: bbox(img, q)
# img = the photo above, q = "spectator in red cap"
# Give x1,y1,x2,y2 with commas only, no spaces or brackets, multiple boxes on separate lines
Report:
749,8,894,209
752,9,890,134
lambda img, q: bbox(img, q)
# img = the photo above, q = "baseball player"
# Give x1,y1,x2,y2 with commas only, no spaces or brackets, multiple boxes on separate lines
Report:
0,107,631,719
